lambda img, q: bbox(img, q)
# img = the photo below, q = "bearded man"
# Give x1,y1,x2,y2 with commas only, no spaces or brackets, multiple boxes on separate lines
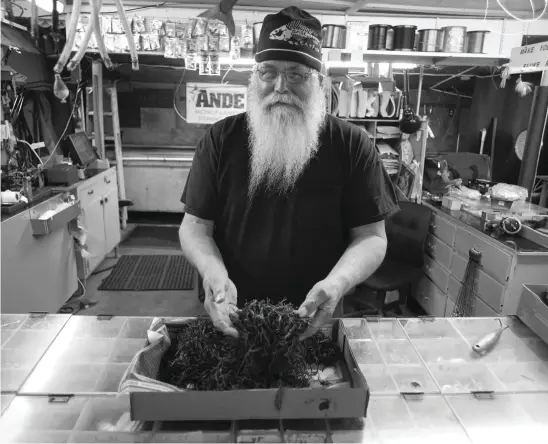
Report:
179,6,398,339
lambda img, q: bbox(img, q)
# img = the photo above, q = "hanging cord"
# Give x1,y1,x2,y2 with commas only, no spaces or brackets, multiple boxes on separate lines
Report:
481,0,548,36
497,0,548,22
39,83,84,171
173,68,187,122
452,249,482,317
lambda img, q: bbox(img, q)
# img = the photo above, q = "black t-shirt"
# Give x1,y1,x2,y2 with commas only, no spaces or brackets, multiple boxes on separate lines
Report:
181,113,399,306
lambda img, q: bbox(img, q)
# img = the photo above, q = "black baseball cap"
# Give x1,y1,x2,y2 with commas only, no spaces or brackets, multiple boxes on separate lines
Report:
254,7,323,72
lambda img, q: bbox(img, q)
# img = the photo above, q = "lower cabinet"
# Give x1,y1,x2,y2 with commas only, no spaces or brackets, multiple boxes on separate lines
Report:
75,168,121,279
414,275,448,317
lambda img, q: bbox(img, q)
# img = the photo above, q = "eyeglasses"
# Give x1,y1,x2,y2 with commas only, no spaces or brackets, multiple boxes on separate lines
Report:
256,67,314,84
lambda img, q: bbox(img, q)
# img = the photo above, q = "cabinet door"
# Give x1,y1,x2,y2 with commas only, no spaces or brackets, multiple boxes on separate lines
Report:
80,195,107,276
415,275,448,317
102,187,121,253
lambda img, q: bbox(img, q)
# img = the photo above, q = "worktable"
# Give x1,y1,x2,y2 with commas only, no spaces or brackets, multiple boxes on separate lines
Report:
1,314,548,443
418,200,548,318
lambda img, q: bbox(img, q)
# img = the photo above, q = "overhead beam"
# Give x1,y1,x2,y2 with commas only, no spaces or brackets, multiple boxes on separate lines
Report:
346,0,368,15
63,2,518,19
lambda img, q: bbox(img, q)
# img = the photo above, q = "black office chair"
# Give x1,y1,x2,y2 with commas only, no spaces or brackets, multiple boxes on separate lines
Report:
344,201,432,316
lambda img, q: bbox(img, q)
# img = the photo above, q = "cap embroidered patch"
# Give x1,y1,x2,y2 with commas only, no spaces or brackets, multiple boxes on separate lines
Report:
269,21,321,52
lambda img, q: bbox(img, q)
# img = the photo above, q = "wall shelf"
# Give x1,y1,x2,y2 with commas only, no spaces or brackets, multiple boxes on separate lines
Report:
343,118,401,123
325,50,509,68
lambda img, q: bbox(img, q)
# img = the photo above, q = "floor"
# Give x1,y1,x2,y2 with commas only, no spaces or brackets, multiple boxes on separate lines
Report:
67,224,207,318
66,218,421,318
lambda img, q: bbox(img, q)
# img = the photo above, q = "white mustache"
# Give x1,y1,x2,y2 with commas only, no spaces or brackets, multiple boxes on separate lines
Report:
263,93,304,110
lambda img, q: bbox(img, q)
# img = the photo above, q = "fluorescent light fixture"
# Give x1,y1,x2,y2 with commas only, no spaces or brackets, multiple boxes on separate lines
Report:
27,0,65,14
219,57,255,66
392,63,418,69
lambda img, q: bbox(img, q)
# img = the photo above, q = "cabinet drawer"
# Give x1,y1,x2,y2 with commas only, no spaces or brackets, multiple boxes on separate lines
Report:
423,255,450,293
425,234,452,269
447,275,499,317
454,227,512,284
451,252,505,312
78,169,117,208
415,275,448,317
429,212,456,247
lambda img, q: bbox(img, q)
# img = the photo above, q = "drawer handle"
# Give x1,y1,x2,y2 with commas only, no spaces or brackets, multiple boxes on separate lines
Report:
430,224,437,230
104,197,109,203
87,190,94,195
427,243,435,252
105,178,111,184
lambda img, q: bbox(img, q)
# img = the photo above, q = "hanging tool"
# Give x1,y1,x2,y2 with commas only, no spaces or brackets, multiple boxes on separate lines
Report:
479,128,487,155
451,249,482,317
472,318,509,354
399,70,421,134
198,0,240,38
55,0,139,102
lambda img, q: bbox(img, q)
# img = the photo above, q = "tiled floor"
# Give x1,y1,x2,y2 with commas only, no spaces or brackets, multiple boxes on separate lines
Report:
69,224,206,318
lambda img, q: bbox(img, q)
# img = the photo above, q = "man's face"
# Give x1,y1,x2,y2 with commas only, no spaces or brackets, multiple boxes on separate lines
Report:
246,59,326,198
254,60,318,107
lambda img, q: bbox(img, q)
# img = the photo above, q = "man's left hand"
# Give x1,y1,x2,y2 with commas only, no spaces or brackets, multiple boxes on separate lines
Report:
296,279,344,340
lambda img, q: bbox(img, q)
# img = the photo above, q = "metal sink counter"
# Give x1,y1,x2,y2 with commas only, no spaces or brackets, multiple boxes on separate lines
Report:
2,315,548,443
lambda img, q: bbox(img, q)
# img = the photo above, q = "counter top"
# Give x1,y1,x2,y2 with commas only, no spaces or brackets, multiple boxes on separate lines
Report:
1,188,59,223
423,199,548,254
1,314,548,443
0,168,111,223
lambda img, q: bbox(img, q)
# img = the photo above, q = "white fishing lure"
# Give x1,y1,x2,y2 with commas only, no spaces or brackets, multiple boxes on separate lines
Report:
472,318,508,354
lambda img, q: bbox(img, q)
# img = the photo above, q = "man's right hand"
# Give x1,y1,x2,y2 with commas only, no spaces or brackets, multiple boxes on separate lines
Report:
202,272,239,338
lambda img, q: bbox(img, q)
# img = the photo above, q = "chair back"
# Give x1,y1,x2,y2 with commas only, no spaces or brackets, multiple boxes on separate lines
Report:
385,201,432,268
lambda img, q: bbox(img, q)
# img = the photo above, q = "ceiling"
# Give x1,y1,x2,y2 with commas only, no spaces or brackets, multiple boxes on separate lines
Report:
12,0,548,18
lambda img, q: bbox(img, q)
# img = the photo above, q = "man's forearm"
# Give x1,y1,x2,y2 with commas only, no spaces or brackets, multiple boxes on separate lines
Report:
179,220,227,279
325,234,387,297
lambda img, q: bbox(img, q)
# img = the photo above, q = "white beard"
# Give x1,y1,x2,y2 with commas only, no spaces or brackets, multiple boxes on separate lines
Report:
246,74,327,199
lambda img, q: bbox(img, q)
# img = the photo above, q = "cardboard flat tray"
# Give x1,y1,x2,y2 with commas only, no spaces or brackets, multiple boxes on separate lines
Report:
129,319,370,421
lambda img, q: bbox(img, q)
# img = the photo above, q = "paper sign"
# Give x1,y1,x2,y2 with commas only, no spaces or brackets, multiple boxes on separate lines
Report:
509,42,548,74
186,82,247,124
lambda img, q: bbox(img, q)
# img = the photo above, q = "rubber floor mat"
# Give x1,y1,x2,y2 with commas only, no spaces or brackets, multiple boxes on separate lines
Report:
98,255,195,291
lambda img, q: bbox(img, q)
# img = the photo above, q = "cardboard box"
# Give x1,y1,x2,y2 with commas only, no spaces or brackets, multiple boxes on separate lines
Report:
128,319,370,421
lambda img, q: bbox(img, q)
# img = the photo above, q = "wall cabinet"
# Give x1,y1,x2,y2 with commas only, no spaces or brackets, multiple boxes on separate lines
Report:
74,168,121,279
413,203,548,317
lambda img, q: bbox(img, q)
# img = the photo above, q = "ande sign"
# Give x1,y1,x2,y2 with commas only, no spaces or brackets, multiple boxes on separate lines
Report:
186,83,247,124
509,42,548,74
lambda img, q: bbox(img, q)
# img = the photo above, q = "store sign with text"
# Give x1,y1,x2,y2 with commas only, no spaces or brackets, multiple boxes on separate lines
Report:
509,42,548,74
186,83,247,124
